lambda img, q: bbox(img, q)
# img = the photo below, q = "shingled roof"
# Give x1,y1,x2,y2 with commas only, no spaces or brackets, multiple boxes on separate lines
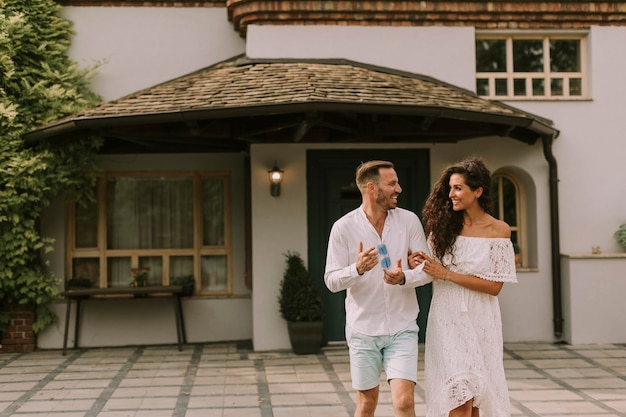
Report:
26,56,558,153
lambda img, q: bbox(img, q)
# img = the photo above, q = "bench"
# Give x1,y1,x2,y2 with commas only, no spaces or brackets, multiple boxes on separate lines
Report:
61,285,186,355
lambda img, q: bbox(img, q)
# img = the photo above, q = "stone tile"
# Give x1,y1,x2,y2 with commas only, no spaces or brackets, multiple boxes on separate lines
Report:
273,405,350,417
17,399,96,412
43,379,111,389
118,376,185,387
31,388,104,400
545,367,615,378
268,381,335,393
110,386,181,397
187,394,262,408
582,389,626,401
191,383,257,395
522,400,609,414
562,377,626,389
527,358,592,368
510,389,584,401
505,368,546,379
593,358,626,369
508,378,563,390
271,392,342,406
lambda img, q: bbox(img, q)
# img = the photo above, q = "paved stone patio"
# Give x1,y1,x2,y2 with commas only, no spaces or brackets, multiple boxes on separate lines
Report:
0,341,625,416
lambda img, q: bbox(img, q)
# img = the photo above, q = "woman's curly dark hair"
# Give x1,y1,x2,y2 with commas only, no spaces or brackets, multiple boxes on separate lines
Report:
422,156,494,262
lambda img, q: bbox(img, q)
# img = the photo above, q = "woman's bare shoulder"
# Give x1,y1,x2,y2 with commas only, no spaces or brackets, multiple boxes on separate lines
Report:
491,218,511,238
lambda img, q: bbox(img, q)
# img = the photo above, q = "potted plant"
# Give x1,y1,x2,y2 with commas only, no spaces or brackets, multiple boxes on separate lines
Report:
130,268,149,288
277,251,323,354
130,268,149,297
512,242,521,267
171,274,195,296
614,224,626,250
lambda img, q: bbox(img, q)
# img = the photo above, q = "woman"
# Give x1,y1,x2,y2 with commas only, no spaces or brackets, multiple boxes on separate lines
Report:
412,156,517,417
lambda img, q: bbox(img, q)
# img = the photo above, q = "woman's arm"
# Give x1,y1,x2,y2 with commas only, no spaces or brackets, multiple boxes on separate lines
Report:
412,251,504,296
438,268,503,296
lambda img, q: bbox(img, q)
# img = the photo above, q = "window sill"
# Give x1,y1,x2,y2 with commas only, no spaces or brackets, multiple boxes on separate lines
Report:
562,252,626,259
479,97,592,102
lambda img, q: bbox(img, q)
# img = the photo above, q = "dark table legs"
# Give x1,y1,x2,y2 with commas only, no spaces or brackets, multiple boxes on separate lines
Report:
62,295,185,355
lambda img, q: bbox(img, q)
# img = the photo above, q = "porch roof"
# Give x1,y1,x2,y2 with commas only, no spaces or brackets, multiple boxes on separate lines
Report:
25,56,559,153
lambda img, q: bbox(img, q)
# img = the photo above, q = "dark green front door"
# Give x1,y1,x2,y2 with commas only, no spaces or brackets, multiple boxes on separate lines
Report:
307,149,432,343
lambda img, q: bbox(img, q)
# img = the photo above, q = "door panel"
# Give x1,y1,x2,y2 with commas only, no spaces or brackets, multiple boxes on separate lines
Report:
307,149,432,343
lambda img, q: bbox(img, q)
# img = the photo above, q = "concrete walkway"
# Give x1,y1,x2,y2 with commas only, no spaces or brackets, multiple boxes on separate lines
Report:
0,341,625,416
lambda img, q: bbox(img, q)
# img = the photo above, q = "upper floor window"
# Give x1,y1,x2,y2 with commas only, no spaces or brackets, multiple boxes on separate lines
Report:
67,171,231,295
476,34,587,100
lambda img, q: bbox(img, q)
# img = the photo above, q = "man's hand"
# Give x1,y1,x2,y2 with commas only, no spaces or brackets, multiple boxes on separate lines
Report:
383,258,405,285
356,241,378,275
408,249,427,269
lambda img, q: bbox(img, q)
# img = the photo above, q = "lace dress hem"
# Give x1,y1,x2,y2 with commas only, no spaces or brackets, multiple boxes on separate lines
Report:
427,372,485,417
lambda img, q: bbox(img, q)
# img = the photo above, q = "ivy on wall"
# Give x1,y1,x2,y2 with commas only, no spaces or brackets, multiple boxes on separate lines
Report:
0,0,101,332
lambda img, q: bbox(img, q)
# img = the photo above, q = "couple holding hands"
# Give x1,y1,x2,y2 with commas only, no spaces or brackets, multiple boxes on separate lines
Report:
324,157,517,417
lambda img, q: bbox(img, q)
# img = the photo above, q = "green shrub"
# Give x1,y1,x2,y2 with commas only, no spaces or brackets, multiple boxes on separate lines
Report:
615,224,626,249
278,251,322,322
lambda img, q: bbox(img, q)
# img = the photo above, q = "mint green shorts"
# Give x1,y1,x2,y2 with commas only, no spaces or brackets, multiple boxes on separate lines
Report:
345,321,419,390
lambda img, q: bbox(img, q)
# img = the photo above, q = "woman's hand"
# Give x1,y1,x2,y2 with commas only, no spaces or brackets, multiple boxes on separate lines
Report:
408,250,425,269
409,251,449,281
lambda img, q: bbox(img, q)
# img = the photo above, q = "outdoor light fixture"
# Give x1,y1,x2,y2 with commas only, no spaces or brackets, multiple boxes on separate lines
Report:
268,163,284,197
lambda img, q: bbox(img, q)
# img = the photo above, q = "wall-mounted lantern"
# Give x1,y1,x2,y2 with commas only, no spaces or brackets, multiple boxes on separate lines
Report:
268,163,284,197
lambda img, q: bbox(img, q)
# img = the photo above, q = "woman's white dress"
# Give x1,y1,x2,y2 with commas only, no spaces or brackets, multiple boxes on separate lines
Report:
425,236,517,417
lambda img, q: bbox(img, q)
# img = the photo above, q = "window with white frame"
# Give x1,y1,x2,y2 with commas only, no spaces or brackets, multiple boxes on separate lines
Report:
476,34,586,100
67,171,232,295
492,172,525,268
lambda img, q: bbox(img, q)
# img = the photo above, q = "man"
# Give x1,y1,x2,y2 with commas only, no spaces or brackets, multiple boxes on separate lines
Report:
324,160,432,417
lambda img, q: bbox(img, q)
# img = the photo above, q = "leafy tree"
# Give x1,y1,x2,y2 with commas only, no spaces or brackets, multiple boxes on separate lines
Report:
0,0,101,332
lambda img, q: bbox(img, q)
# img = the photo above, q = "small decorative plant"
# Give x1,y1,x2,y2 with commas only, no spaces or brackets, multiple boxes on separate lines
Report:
512,242,521,267
615,224,626,250
512,242,520,254
278,251,322,322
171,274,195,296
130,268,149,288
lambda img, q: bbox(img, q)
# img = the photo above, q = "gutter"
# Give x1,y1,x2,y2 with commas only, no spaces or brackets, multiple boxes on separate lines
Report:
542,132,564,338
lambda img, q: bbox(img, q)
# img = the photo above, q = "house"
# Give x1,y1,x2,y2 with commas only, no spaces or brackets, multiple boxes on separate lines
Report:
31,1,626,351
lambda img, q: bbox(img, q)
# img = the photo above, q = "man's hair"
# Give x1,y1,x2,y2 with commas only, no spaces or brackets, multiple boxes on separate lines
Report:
355,160,395,190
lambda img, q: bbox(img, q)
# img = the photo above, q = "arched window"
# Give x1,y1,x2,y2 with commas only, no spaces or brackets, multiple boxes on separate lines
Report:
492,172,526,268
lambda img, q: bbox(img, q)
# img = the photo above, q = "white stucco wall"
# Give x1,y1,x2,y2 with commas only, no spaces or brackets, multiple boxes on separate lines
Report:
61,7,245,101
561,254,626,344
249,145,309,351
246,25,477,91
